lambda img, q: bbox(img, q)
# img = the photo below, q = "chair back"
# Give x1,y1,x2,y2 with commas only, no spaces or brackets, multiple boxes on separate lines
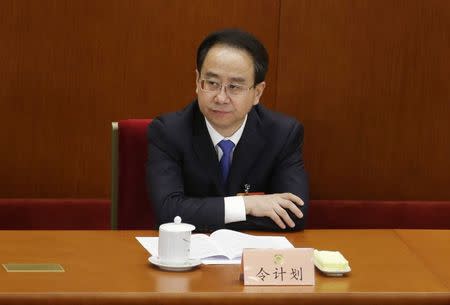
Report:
111,119,155,229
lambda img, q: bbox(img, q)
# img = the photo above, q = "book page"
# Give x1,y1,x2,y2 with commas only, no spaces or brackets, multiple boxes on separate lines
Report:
190,233,227,259
136,237,158,256
210,229,294,259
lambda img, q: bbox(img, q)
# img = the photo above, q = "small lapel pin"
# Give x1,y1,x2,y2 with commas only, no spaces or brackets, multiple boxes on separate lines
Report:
244,184,251,194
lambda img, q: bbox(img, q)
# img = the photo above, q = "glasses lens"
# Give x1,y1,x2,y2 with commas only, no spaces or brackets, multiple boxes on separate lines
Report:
227,84,245,96
201,80,220,92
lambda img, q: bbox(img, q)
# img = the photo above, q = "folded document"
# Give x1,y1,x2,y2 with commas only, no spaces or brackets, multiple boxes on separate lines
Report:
137,229,294,265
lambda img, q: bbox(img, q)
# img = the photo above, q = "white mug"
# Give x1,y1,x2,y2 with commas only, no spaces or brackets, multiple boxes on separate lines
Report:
158,216,195,265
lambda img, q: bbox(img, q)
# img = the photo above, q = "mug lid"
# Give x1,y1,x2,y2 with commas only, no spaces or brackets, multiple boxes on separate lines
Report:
159,216,195,232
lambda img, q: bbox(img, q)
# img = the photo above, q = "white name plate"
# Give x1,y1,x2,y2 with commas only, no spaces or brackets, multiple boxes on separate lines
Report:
242,248,315,285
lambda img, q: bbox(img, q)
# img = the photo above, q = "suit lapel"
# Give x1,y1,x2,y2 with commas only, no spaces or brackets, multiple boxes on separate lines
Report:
227,108,266,194
192,108,223,194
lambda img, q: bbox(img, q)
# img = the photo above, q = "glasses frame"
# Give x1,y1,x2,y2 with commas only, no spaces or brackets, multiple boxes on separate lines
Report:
199,79,255,97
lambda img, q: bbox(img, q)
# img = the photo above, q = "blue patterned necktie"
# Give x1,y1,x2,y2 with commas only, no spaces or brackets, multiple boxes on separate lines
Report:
218,140,235,185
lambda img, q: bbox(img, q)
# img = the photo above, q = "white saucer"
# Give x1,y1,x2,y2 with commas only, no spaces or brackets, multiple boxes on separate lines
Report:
148,256,202,272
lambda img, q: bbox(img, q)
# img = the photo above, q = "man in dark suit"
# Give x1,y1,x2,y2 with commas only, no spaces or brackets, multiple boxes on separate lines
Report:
147,29,308,232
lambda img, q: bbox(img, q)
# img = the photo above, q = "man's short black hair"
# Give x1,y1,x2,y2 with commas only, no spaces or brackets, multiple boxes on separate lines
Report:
196,29,269,85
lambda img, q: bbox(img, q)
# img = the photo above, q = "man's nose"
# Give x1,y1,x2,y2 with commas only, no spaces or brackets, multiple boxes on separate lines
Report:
215,85,229,103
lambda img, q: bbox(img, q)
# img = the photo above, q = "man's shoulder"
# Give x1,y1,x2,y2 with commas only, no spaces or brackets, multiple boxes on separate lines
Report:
253,104,301,131
149,101,198,134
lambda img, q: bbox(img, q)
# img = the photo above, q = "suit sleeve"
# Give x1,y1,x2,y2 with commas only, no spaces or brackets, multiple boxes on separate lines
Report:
146,118,225,232
227,121,309,232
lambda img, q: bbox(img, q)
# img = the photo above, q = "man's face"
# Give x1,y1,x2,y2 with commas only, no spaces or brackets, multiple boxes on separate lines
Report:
196,45,265,137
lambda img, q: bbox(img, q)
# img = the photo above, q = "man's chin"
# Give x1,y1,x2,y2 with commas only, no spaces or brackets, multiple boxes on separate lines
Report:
208,117,234,130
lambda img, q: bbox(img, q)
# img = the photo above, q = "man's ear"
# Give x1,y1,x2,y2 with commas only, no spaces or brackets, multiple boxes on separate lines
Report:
195,70,200,94
253,81,266,105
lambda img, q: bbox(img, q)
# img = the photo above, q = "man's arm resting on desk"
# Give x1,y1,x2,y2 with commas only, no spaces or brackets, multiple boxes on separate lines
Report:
244,193,304,229
224,193,304,229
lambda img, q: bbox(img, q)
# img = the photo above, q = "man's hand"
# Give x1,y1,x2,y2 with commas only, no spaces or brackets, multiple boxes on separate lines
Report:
243,193,304,229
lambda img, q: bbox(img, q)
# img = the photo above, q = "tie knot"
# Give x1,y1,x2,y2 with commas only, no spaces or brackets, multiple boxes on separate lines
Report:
218,140,235,154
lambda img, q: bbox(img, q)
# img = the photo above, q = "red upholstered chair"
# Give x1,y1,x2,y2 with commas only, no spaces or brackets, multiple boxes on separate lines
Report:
111,119,156,229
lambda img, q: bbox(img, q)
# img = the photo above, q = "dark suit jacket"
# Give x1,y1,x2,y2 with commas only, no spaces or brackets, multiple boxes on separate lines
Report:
146,101,308,232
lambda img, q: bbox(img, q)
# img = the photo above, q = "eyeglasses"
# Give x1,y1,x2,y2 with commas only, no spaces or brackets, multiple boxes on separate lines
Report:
199,79,254,97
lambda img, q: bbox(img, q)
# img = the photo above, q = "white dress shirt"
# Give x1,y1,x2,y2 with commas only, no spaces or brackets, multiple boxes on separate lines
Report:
205,117,247,224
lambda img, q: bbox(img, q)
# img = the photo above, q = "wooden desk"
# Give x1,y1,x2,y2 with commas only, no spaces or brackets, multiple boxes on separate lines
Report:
0,230,448,305
396,229,450,289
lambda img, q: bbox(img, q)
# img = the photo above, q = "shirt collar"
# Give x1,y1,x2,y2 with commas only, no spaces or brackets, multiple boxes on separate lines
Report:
205,115,248,147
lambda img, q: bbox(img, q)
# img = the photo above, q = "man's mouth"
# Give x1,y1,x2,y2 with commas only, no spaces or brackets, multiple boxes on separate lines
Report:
211,109,231,114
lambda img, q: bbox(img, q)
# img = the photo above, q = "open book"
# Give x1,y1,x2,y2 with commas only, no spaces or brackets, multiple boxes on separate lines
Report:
136,229,294,265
